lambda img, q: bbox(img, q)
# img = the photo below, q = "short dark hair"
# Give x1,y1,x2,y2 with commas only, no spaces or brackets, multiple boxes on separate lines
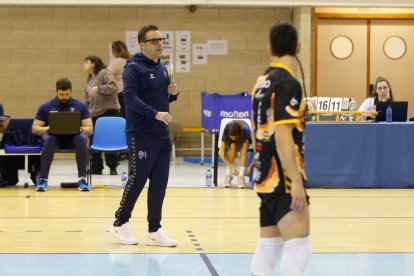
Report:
269,22,298,57
138,24,159,43
56,77,72,91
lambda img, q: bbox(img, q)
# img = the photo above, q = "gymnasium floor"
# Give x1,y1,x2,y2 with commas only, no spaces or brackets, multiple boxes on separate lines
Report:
1,158,414,276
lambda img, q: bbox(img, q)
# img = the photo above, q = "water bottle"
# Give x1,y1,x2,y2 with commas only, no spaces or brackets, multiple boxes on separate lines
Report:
205,169,212,187
121,172,128,188
348,99,357,121
386,106,392,123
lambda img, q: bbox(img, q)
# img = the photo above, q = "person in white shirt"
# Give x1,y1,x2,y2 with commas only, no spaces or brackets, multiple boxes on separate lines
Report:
358,76,394,112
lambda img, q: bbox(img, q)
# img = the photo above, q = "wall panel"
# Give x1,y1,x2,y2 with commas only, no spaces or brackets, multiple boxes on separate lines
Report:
317,19,368,106
370,20,414,117
0,6,297,128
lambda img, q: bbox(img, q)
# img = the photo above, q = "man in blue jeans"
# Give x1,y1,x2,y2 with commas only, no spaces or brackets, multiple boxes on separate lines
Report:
32,78,93,192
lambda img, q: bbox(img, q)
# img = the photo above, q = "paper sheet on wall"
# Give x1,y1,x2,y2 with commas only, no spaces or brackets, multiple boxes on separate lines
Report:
160,53,173,67
161,51,174,71
125,31,140,55
176,31,191,51
208,40,228,55
162,31,174,66
163,31,174,53
175,51,190,72
193,44,208,65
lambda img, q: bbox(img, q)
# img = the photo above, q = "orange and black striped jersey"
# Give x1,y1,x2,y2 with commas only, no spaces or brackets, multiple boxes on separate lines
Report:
252,63,306,194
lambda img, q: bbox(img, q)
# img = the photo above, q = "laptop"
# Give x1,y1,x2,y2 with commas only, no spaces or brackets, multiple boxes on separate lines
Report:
375,101,408,122
48,112,81,134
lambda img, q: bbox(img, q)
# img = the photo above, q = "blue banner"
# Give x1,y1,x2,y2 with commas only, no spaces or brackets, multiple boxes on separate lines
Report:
201,91,251,133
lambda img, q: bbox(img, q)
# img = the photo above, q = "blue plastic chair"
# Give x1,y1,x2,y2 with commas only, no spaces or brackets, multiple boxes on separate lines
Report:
88,116,128,185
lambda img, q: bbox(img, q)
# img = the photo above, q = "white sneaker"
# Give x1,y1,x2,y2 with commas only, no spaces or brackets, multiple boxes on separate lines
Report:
145,228,177,247
224,175,233,188
237,176,245,189
109,223,139,245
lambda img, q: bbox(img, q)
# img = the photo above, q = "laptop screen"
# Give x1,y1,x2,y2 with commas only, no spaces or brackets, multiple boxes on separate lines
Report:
48,112,81,134
375,101,408,122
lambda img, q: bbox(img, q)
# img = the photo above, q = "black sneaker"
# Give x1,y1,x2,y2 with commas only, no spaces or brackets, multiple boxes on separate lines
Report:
87,169,102,175
110,168,118,175
0,176,7,188
118,153,129,160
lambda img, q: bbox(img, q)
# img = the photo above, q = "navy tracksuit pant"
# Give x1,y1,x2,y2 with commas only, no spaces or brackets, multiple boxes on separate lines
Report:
39,133,88,179
114,134,171,232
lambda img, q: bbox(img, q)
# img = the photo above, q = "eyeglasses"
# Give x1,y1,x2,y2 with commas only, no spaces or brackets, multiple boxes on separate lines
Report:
142,37,166,45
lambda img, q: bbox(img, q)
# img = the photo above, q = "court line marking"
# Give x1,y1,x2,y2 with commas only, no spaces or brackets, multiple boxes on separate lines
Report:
186,230,219,275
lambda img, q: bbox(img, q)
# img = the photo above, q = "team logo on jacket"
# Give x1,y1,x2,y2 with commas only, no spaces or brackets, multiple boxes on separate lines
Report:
149,74,155,79
138,151,147,160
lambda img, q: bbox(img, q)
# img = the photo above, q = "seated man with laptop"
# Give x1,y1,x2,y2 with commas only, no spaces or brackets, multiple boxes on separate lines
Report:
32,78,93,192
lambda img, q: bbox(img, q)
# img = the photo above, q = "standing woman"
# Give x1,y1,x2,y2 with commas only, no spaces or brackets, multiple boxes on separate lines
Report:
108,41,130,118
84,55,120,175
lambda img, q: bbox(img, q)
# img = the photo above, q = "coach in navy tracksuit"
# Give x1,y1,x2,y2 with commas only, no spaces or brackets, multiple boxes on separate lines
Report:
110,25,179,247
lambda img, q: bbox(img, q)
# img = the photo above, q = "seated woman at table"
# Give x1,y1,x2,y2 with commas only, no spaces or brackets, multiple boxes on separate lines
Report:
219,120,253,188
358,76,394,112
